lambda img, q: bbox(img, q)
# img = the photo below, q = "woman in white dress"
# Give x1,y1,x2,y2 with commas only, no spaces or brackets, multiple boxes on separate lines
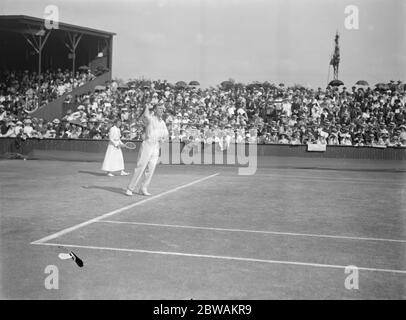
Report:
101,119,129,177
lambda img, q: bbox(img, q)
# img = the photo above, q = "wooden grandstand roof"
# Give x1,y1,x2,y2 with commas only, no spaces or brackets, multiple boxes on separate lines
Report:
0,15,116,38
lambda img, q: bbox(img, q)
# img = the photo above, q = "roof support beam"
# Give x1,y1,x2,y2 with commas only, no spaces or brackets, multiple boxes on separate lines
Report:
64,32,83,75
20,23,52,98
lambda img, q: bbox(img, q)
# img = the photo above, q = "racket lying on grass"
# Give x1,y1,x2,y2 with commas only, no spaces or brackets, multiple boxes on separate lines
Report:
123,141,137,149
58,246,84,268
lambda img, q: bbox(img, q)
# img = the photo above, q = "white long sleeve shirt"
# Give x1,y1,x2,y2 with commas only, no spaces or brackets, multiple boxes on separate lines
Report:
109,126,122,147
144,111,169,143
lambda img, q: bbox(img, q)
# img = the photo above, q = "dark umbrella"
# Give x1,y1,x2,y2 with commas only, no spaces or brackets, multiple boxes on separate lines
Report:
140,80,151,89
262,81,274,89
375,83,389,90
176,81,187,88
189,81,200,86
328,80,344,87
292,84,305,90
279,83,285,87
355,80,369,86
221,81,233,89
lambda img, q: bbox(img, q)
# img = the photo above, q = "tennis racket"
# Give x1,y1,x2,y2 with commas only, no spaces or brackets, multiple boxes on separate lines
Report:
58,246,84,268
124,141,137,149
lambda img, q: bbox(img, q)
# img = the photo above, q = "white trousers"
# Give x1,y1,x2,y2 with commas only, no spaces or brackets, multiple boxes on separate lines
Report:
127,140,160,192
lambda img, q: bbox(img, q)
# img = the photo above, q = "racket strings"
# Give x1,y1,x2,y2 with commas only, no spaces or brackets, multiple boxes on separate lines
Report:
124,142,137,149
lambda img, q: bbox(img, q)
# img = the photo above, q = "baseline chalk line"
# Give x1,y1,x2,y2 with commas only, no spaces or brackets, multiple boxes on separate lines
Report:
32,242,406,275
97,220,406,243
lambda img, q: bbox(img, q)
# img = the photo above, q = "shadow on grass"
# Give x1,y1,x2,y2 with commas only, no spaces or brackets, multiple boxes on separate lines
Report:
82,185,127,195
79,170,109,176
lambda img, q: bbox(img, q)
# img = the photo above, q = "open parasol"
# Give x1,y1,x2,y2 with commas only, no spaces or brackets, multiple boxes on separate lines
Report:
355,80,369,86
328,80,344,87
176,81,187,88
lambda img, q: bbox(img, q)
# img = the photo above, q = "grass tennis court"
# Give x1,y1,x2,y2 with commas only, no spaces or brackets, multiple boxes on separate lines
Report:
0,158,405,299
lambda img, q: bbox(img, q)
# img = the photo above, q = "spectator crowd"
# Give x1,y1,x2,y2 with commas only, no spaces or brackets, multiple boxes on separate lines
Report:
1,74,406,148
0,68,95,114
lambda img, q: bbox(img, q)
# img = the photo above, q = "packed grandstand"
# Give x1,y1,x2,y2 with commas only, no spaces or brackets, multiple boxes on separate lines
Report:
1,70,405,148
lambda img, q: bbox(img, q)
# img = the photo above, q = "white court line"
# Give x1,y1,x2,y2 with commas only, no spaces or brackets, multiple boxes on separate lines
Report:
30,173,219,245
32,242,406,275
97,220,406,244
256,174,405,186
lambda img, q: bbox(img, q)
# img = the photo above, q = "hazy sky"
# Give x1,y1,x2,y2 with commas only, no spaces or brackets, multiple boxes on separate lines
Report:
1,0,405,88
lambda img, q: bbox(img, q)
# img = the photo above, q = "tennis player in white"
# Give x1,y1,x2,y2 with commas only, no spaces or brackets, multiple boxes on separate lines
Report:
125,102,168,196
101,118,129,177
